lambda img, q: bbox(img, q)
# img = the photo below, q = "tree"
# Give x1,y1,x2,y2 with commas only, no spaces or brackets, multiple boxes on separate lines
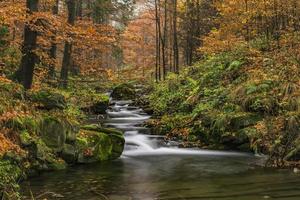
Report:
49,0,60,79
16,0,39,89
60,0,76,88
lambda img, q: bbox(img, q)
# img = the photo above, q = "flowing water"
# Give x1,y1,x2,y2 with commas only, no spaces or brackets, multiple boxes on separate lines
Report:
22,100,300,200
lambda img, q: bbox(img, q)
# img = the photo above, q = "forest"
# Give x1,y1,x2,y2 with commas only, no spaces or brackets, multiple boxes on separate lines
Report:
1,0,300,199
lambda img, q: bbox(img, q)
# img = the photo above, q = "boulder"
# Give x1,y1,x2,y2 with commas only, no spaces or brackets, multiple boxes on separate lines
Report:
220,130,250,151
40,117,66,152
76,125,125,163
90,99,109,114
29,90,67,110
64,120,79,143
229,113,262,130
61,144,77,164
111,83,136,100
76,130,113,163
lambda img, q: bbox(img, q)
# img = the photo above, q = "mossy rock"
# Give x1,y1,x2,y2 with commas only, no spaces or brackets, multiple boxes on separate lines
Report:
90,99,109,114
229,113,262,130
76,125,124,163
76,130,113,163
284,139,300,161
64,120,79,143
111,83,136,100
40,117,66,152
29,89,67,110
220,131,250,150
61,144,77,164
47,158,67,171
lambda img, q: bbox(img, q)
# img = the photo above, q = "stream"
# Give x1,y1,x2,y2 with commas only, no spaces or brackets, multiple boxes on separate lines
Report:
22,100,300,200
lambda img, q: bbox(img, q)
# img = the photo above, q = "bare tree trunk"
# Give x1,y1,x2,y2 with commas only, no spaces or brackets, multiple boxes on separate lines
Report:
173,0,179,73
49,0,59,79
60,0,76,88
16,0,39,89
161,0,168,80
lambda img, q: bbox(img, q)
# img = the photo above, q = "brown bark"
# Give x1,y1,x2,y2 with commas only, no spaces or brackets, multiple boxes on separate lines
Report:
60,0,76,88
16,0,39,89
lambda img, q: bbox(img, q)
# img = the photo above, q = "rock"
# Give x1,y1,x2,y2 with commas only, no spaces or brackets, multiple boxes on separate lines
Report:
65,120,79,143
229,113,262,130
109,131,125,159
31,139,53,161
111,83,136,100
90,99,109,114
76,130,113,163
61,144,77,164
40,117,66,152
76,125,124,163
81,124,123,135
284,143,300,161
47,159,67,171
29,90,67,110
220,130,250,150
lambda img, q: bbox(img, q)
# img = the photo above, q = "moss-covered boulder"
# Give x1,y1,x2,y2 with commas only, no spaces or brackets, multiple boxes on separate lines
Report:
40,117,66,152
90,99,109,114
29,90,67,110
229,113,262,130
111,83,136,100
64,120,80,143
76,125,125,163
61,144,77,164
220,130,250,151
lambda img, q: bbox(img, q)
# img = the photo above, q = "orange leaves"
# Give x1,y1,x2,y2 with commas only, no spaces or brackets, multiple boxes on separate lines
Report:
120,9,156,80
0,1,26,26
0,129,24,157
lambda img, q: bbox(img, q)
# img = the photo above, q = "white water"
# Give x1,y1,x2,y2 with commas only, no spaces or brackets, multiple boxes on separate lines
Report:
106,100,250,158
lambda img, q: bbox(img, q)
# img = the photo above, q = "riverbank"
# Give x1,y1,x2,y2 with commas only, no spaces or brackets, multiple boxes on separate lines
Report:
136,48,300,168
0,78,125,199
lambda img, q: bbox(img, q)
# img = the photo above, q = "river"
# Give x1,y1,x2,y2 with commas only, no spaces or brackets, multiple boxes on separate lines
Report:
21,100,300,200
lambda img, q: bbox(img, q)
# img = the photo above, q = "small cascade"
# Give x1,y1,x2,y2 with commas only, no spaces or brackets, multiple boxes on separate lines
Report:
105,100,249,158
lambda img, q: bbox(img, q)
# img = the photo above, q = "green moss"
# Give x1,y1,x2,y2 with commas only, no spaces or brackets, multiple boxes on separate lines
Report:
40,117,66,152
19,130,33,146
111,83,136,100
29,89,67,110
76,127,124,163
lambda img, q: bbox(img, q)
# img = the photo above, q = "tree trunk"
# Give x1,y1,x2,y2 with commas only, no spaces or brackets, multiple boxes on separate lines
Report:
60,0,76,88
173,0,179,73
49,0,59,79
16,0,39,89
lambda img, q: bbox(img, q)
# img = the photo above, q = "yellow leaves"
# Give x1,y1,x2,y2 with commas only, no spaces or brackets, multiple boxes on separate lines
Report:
0,130,20,157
